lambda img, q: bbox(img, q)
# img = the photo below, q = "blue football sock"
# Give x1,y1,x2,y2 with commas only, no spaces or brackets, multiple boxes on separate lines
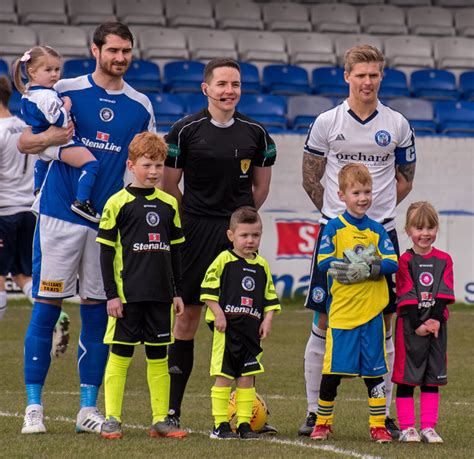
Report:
26,384,43,406
77,303,109,405
24,301,61,393
34,159,50,193
76,160,99,203
80,384,100,409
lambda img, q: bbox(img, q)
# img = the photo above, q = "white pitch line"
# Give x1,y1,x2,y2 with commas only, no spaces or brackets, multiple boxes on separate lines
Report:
0,411,381,459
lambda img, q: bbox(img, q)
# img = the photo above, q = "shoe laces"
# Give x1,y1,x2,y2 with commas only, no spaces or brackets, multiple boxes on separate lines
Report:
25,410,42,425
86,408,105,423
165,414,180,428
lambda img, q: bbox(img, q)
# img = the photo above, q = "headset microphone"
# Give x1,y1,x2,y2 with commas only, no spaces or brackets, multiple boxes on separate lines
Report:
204,88,227,102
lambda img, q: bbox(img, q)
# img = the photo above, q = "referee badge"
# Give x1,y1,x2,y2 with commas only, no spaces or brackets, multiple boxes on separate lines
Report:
242,276,255,292
240,159,251,174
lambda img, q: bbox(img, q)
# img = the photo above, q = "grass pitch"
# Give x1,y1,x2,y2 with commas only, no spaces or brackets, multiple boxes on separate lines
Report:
0,299,473,458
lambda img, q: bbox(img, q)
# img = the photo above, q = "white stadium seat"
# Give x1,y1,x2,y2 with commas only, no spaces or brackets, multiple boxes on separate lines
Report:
165,0,216,29
407,6,456,36
434,37,474,70
0,25,37,58
139,27,189,63
0,0,17,24
68,0,116,26
359,5,408,35
286,32,336,67
115,0,166,27
384,35,435,70
262,3,312,32
17,0,68,25
334,34,384,66
37,26,90,59
184,29,237,61
310,4,361,34
238,31,288,65
214,1,264,31
455,8,474,37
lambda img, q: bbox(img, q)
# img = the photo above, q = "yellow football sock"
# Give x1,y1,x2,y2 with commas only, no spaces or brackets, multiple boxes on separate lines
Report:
369,397,386,428
211,386,231,428
104,352,132,422
236,387,255,427
316,399,335,426
147,357,169,424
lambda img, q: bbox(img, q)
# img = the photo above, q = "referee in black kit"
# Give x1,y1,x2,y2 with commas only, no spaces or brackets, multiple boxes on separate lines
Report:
162,58,277,432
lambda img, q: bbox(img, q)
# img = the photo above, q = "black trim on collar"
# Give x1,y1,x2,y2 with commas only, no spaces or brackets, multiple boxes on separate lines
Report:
347,108,378,125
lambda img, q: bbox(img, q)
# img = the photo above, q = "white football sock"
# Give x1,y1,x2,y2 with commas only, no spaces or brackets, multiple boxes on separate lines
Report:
22,280,33,304
304,327,326,413
0,291,7,321
384,333,395,416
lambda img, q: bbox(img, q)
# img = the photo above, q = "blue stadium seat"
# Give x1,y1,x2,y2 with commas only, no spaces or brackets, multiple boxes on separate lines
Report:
435,100,474,136
287,95,334,133
237,94,287,132
125,60,162,93
146,93,185,132
411,69,459,101
238,62,261,94
387,97,437,135
312,67,348,98
9,90,22,117
0,59,8,77
163,60,205,93
178,92,207,114
379,68,410,99
460,71,474,101
62,58,96,79
262,64,311,95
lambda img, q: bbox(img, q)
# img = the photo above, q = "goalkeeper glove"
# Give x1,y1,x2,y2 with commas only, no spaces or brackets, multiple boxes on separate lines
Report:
343,243,382,280
328,260,370,284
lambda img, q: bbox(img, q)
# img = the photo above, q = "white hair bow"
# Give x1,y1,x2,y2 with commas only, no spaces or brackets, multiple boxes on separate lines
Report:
20,50,32,63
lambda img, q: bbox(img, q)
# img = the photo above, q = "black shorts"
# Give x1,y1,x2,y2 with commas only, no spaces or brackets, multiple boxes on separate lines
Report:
210,327,264,379
104,301,173,346
0,211,36,276
305,225,399,315
181,213,231,305
392,315,447,386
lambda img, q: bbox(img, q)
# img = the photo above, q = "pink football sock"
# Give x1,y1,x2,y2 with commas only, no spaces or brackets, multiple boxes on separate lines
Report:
396,397,415,430
420,392,440,430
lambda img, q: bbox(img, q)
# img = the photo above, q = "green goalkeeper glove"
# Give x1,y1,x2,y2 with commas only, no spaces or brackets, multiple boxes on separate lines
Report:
343,244,382,280
328,260,370,284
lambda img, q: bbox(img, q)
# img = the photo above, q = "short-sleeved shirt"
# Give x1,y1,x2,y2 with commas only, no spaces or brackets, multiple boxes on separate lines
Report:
304,100,416,229
96,186,184,303
165,109,276,217
37,75,155,227
396,247,455,321
317,211,398,329
200,249,281,355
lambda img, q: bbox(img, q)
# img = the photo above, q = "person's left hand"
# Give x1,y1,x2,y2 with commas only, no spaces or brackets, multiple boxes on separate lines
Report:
173,297,185,316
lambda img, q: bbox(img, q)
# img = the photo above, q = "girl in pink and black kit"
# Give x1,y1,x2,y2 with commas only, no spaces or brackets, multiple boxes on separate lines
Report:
393,201,455,444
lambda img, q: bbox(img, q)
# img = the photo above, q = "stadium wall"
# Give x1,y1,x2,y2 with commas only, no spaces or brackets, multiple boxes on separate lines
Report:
260,136,474,304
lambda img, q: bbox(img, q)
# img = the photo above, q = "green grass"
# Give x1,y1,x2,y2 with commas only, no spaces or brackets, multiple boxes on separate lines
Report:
1,299,473,458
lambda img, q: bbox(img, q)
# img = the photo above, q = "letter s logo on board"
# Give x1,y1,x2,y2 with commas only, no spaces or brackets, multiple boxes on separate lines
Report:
275,220,320,259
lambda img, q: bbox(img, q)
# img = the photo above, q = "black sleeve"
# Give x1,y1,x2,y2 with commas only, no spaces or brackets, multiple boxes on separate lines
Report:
431,298,448,322
171,243,182,297
405,303,423,330
100,244,119,300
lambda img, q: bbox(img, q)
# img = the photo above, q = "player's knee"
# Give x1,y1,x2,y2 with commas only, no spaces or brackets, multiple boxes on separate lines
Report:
174,306,202,338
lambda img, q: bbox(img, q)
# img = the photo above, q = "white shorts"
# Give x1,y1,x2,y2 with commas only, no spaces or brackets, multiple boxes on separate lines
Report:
32,214,105,300
38,145,60,161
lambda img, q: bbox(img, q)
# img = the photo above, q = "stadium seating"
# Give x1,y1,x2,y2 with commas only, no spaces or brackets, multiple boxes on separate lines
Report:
262,3,311,32
460,71,474,100
434,37,474,70
312,67,348,98
184,29,237,61
0,25,37,61
163,60,205,93
359,4,408,35
124,60,162,92
334,34,383,66
387,0,431,6
0,0,17,24
237,31,288,65
310,4,361,34
0,59,8,77
62,58,95,78
214,1,264,31
9,90,22,117
388,97,437,135
37,26,89,59
17,0,68,25
237,94,287,132
285,33,336,68
454,8,474,37
384,35,435,71
115,0,166,27
67,0,116,26
411,69,459,100
138,28,189,63
407,7,456,37
146,93,186,131
379,68,410,99
165,0,216,28
435,100,474,135
239,61,262,93
262,64,311,95
178,92,207,113
287,94,334,133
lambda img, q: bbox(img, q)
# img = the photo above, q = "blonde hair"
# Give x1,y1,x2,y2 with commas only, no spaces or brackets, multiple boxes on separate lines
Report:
128,132,168,162
13,46,61,94
344,44,385,74
405,201,439,231
338,163,372,192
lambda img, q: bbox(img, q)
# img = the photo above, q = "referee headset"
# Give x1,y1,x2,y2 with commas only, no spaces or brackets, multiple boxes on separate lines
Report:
203,86,226,102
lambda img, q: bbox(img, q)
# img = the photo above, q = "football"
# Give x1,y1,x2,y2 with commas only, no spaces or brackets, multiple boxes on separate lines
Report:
228,391,268,431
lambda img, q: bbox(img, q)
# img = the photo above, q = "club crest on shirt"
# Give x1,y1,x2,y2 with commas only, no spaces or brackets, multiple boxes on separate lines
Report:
312,287,325,303
146,211,160,227
419,272,434,287
242,276,255,292
240,159,251,174
374,130,391,147
99,107,114,122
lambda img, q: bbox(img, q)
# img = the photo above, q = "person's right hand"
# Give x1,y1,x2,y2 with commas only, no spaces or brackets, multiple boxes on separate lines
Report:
45,123,74,146
107,297,123,318
415,323,431,337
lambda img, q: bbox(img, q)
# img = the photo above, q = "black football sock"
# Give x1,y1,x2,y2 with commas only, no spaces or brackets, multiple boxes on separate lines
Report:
168,338,194,417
